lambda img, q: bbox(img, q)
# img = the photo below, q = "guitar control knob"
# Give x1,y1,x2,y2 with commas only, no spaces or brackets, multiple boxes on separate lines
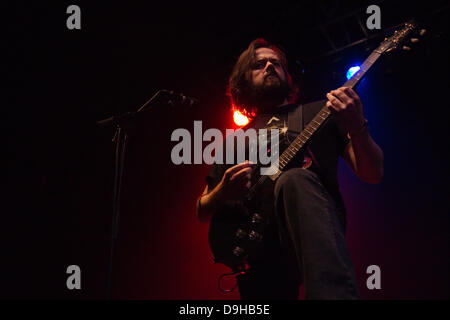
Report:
232,246,245,257
248,230,263,242
251,213,262,224
235,228,247,239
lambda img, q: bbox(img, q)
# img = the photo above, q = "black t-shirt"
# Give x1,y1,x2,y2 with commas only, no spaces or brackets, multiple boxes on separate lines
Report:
206,99,349,211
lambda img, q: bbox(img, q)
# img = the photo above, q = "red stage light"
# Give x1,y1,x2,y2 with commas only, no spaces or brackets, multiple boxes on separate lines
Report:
233,109,250,127
232,104,256,127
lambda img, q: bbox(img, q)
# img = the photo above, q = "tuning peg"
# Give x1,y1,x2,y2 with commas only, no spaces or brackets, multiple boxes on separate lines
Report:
419,29,427,36
402,46,411,51
410,38,419,43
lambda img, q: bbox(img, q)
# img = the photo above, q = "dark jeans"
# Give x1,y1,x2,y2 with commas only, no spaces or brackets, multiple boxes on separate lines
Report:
237,168,360,300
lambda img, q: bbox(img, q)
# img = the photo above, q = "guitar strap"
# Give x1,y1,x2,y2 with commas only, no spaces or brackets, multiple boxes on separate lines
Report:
287,103,303,133
287,103,322,169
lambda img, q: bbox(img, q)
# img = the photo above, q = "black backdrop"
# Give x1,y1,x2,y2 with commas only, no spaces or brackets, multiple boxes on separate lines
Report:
3,1,449,299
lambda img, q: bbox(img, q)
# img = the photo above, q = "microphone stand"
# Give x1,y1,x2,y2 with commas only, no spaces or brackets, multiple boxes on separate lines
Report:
96,89,175,299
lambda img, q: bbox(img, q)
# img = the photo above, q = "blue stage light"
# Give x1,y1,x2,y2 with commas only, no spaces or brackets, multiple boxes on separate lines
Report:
346,66,361,80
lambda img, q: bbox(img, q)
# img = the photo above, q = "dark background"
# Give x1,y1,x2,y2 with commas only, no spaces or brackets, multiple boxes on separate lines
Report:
3,1,449,299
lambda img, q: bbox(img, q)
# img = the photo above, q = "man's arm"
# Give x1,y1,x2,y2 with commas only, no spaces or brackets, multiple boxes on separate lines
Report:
196,184,222,223
326,87,384,184
196,162,253,222
342,132,384,184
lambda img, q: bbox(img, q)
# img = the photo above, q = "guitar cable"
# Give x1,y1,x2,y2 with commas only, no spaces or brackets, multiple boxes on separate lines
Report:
218,271,245,294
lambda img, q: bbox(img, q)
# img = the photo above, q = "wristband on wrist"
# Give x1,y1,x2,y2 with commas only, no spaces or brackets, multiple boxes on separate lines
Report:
347,119,368,139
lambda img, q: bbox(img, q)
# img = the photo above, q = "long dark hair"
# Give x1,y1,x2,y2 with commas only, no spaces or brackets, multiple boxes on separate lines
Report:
227,38,299,114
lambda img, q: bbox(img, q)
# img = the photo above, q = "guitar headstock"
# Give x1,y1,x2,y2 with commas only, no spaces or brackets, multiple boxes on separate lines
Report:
377,20,425,54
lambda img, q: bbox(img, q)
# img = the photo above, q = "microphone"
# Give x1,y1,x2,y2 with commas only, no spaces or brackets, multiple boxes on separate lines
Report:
161,89,199,107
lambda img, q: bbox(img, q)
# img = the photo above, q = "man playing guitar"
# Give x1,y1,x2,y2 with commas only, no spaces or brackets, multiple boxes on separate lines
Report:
197,38,383,299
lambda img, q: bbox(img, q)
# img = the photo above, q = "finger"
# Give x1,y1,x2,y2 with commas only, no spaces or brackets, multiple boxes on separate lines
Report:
224,162,254,178
229,167,252,182
342,87,361,106
231,171,252,192
332,88,353,106
234,171,251,182
326,92,345,110
326,100,339,113
239,173,252,187
342,87,358,99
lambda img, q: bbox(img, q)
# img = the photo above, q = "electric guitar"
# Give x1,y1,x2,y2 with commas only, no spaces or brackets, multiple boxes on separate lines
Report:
208,21,422,273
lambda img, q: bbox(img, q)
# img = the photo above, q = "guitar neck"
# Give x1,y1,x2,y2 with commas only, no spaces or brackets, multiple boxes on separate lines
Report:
268,50,383,180
344,50,383,88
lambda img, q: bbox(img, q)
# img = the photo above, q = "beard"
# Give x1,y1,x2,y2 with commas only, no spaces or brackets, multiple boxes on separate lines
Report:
242,73,291,111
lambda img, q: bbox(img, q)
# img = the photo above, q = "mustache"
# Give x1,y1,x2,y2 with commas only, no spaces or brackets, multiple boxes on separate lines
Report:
264,71,279,79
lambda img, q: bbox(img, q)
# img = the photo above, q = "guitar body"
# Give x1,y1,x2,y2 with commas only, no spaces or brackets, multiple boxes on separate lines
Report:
208,177,275,271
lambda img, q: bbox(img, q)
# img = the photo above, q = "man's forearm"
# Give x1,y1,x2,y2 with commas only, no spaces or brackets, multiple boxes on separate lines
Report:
197,187,223,223
350,130,384,184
